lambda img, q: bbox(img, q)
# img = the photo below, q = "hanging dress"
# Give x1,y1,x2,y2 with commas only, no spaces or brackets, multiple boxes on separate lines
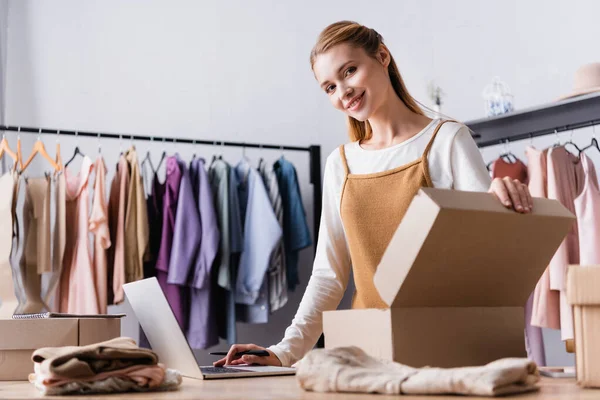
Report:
60,156,99,314
0,166,19,317
89,156,111,314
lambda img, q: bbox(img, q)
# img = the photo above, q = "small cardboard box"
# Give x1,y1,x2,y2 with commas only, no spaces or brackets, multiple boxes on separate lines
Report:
324,188,575,368
0,318,121,381
567,265,600,387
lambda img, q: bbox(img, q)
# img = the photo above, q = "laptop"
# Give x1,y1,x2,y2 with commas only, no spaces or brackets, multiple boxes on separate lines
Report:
123,277,296,379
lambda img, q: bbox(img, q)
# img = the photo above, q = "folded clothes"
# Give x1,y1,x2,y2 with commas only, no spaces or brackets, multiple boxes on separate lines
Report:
296,347,540,397
30,365,182,396
36,363,165,388
29,336,182,395
31,337,158,380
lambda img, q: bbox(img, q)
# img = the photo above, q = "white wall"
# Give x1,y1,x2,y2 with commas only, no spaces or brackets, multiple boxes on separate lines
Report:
4,0,599,367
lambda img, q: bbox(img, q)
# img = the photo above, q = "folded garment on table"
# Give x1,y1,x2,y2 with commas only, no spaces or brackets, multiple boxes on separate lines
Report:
29,336,182,395
296,346,540,397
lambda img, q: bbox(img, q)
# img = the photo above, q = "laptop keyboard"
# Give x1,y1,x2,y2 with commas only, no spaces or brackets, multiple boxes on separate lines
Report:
201,366,251,374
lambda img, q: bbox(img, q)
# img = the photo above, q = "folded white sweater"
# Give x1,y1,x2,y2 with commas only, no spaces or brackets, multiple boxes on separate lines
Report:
296,347,540,397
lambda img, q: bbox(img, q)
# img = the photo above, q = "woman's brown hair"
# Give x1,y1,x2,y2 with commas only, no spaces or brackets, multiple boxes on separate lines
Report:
310,21,424,142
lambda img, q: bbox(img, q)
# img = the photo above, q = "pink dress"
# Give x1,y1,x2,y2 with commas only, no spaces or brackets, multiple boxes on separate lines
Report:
545,146,584,341
89,156,111,314
574,153,600,265
528,147,561,331
60,156,99,314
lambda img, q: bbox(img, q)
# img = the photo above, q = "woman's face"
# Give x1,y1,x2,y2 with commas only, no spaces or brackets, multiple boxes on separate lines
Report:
313,43,391,122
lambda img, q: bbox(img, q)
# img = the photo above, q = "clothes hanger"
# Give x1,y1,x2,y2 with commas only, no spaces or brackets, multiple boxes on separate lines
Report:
64,131,86,168
552,129,563,148
563,129,583,156
55,130,63,171
497,140,519,164
141,137,156,172
191,139,198,160
20,128,60,172
580,125,600,154
0,129,19,170
241,143,250,163
210,141,218,164
258,144,264,170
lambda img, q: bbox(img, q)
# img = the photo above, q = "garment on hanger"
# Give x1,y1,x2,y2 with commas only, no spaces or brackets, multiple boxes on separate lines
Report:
107,156,129,305
546,146,584,341
60,156,99,314
258,161,288,312
16,175,52,314
491,157,528,183
142,170,165,281
124,148,149,284
166,154,199,333
528,147,560,331
138,169,165,350
273,157,312,291
574,153,600,265
234,159,282,324
155,156,185,329
209,159,243,345
45,172,66,311
89,156,111,314
0,166,19,317
187,158,219,349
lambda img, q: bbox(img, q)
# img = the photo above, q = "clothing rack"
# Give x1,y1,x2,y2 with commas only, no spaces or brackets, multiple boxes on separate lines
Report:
467,93,600,148
0,124,323,253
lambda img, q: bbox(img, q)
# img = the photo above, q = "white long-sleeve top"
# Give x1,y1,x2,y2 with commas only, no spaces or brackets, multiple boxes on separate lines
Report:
268,119,492,367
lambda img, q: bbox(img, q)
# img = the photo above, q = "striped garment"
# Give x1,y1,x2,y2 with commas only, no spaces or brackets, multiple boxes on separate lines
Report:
258,160,288,312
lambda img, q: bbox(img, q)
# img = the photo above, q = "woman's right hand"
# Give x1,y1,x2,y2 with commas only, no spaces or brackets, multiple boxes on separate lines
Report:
213,344,282,367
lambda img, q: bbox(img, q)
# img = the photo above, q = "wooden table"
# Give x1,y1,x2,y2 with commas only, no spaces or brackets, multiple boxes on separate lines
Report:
0,376,596,399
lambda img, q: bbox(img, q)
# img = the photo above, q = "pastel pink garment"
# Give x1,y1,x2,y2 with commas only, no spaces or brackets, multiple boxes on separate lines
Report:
546,146,584,340
60,157,99,314
89,157,111,314
528,147,560,330
574,154,600,265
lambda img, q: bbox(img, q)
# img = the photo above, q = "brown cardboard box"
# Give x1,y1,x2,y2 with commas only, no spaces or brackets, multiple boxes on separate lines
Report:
0,318,121,380
567,265,600,387
323,188,575,368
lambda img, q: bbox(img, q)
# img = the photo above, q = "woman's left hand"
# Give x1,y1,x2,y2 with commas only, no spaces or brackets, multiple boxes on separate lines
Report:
489,177,533,213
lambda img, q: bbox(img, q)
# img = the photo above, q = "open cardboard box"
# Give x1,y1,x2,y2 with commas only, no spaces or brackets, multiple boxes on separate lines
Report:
0,317,121,380
567,265,600,387
323,188,575,368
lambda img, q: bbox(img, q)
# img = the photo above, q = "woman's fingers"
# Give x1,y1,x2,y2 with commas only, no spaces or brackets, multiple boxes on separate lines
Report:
212,344,277,367
490,177,533,213
213,356,227,367
489,178,511,207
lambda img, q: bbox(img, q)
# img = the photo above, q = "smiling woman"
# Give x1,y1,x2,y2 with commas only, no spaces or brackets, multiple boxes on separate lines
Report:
214,20,533,369
310,22,424,144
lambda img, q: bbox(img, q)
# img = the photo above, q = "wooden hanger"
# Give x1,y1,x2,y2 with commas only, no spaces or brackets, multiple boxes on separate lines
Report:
20,130,60,172
55,131,63,171
0,132,18,168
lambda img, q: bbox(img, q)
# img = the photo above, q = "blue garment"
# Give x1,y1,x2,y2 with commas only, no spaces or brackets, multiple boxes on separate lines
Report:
235,160,282,305
208,159,243,345
273,157,312,291
187,158,220,349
